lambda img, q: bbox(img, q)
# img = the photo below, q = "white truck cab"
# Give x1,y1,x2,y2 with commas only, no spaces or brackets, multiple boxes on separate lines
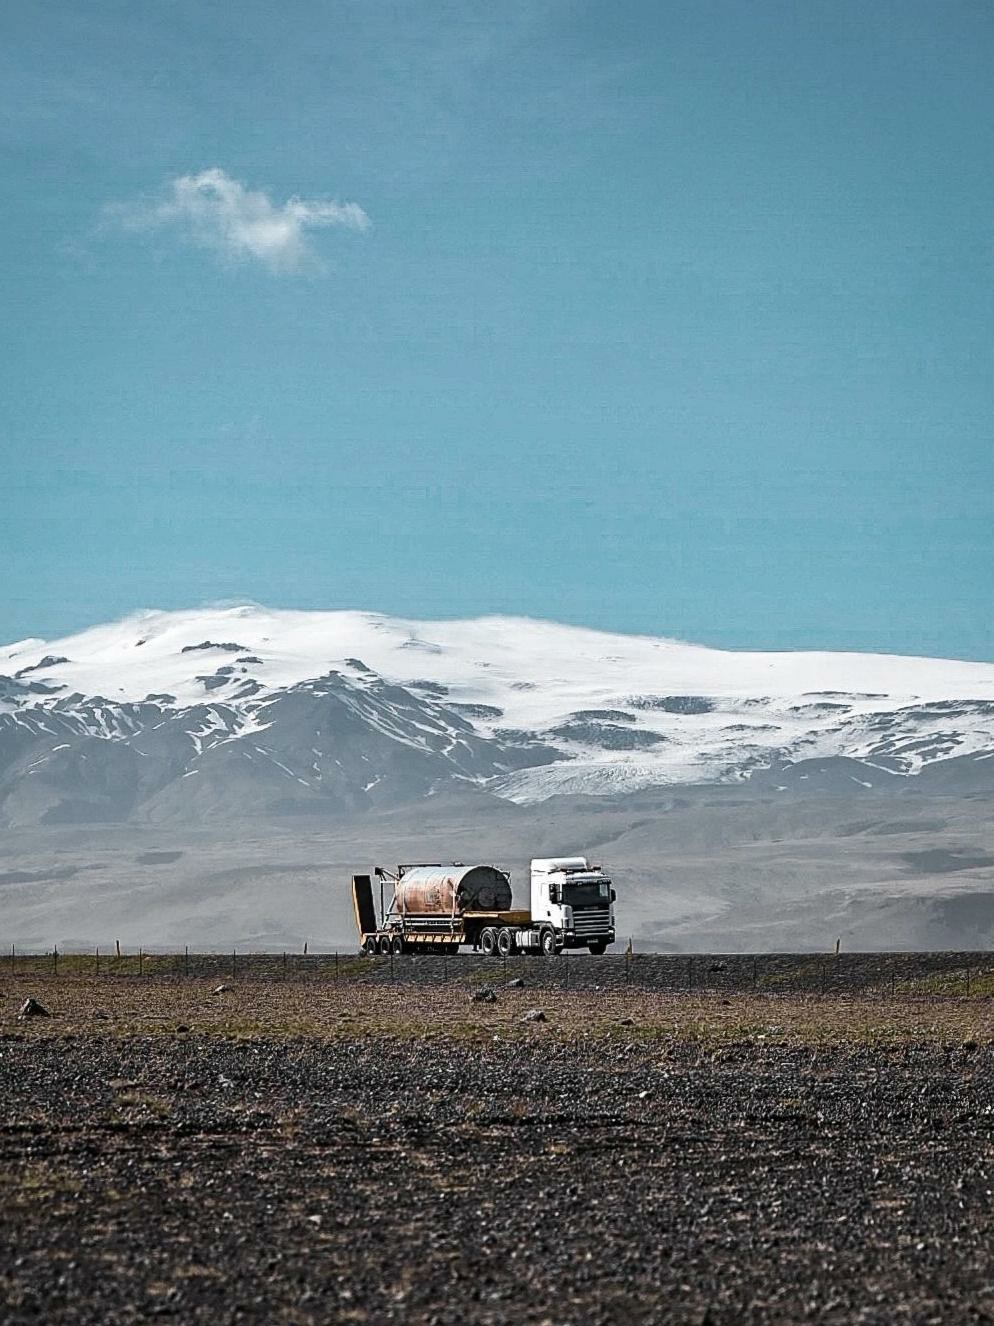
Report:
528,857,616,955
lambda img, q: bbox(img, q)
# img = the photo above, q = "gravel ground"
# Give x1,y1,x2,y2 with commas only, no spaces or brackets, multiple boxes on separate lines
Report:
7,949,994,996
3,973,994,1324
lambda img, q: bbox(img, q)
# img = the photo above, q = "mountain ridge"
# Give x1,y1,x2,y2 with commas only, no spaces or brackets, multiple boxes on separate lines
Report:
2,605,994,826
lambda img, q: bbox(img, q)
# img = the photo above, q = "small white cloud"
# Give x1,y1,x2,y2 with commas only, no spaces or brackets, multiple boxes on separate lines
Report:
108,168,370,273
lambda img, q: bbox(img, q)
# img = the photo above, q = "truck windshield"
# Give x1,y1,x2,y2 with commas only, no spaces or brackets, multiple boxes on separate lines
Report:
564,880,612,907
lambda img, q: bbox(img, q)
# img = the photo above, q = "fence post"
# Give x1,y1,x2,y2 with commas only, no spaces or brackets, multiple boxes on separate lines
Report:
335,951,340,982
53,945,58,977
443,951,448,984
95,947,99,977
185,945,189,977
10,944,13,976
231,949,236,978
626,948,631,986
390,948,394,982
753,955,757,987
564,951,569,992
967,967,971,997
688,956,693,995
138,948,143,977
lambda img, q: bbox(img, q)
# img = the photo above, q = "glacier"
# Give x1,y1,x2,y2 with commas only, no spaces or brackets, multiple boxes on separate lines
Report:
1,604,994,825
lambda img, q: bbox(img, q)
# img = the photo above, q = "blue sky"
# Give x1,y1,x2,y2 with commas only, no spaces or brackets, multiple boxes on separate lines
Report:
2,1,993,658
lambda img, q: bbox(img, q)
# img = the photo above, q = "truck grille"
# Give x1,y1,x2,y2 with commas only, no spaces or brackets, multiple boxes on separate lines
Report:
572,907,611,937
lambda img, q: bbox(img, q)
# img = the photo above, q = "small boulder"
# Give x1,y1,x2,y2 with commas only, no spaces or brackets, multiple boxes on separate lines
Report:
212,984,232,995
618,1016,635,1026
471,986,497,1004
521,1008,546,1023
506,977,524,989
18,998,50,1019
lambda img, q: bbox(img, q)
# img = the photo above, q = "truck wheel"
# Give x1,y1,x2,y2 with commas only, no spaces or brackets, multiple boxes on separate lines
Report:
480,927,498,957
378,936,392,955
588,941,607,955
540,928,557,958
390,935,404,956
496,928,513,957
362,936,377,956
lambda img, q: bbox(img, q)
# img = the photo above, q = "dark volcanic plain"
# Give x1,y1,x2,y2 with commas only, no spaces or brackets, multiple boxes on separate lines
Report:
4,960,994,1324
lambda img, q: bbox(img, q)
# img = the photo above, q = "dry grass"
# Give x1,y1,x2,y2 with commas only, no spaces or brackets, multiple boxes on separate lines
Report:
3,969,994,1046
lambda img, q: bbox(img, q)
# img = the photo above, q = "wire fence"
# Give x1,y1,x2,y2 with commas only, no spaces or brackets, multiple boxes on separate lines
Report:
3,946,993,998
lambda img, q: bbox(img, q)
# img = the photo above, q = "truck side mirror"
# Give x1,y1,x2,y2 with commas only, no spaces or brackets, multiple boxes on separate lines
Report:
610,889,616,902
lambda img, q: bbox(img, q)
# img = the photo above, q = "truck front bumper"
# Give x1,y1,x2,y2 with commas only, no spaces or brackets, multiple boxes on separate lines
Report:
564,930,615,948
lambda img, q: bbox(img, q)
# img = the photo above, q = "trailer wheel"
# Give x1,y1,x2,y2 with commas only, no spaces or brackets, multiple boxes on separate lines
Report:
390,935,404,956
539,927,557,958
496,928,513,957
480,927,498,957
362,936,377,956
378,935,392,955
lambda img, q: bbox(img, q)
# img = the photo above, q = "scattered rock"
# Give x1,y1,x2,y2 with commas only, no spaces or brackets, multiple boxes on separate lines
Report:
521,1008,547,1023
471,986,497,1004
963,1040,979,1054
212,985,232,995
18,998,50,1019
176,1024,190,1034
506,977,524,989
181,640,248,654
5,983,994,1323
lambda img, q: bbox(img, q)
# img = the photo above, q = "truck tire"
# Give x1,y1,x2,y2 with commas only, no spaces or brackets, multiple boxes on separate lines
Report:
480,927,498,957
496,928,513,957
540,927,557,958
378,935,392,955
390,935,404,956
588,941,607,955
362,936,377,956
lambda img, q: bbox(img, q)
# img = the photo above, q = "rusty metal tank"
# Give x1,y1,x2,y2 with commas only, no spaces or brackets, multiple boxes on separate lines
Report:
394,864,512,916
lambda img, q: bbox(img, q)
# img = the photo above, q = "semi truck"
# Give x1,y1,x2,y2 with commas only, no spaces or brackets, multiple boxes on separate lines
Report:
352,856,616,958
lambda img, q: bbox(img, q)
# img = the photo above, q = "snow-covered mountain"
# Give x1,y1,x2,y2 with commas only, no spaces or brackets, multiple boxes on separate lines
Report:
3,605,994,825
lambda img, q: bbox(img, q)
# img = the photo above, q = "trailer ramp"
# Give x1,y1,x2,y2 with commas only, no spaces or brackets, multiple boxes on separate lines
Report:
352,874,377,942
